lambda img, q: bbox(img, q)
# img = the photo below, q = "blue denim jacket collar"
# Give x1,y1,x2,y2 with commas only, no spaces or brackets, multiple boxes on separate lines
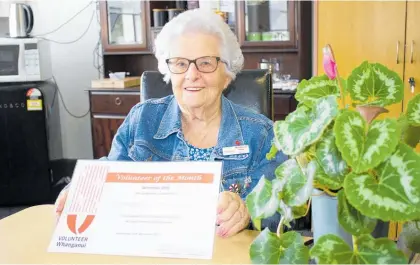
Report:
153,97,181,139
153,95,245,158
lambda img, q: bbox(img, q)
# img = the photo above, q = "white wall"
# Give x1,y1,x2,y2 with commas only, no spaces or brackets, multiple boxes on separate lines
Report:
28,0,102,159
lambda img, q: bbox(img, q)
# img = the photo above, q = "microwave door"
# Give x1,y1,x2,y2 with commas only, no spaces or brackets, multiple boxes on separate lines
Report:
0,44,25,82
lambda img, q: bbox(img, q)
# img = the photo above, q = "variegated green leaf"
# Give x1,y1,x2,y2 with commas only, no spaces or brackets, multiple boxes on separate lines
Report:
334,109,401,173
276,158,315,207
250,229,310,264
337,190,377,236
274,96,339,156
313,161,343,191
276,159,305,206
354,234,408,264
400,221,420,253
246,177,281,222
295,74,340,107
406,94,420,126
347,61,403,107
310,234,407,264
292,203,308,219
344,143,420,221
292,159,316,206
314,129,349,190
310,234,353,264
278,200,294,226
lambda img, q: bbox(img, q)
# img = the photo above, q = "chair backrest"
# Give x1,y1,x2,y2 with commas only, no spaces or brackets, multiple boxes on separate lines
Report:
140,69,273,119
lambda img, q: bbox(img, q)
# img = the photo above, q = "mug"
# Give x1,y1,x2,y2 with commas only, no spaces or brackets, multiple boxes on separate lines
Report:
168,8,184,21
153,9,168,27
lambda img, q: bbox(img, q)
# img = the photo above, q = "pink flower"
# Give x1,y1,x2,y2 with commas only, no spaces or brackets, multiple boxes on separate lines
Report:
323,45,337,80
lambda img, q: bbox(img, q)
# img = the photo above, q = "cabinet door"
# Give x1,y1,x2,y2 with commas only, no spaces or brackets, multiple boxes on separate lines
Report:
316,1,406,118
92,115,125,159
273,93,297,121
404,0,420,153
404,1,420,110
100,1,149,53
236,0,297,51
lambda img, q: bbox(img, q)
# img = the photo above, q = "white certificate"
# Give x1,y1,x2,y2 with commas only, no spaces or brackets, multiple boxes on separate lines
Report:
48,160,222,260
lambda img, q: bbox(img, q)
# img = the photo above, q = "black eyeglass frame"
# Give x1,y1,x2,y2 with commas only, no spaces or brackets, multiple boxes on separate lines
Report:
165,56,228,74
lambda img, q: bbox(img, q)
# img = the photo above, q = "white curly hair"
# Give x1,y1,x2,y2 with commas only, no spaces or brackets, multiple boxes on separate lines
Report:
153,8,244,83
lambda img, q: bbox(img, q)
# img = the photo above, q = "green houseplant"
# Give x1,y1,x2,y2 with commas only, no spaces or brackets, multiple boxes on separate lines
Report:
245,44,420,264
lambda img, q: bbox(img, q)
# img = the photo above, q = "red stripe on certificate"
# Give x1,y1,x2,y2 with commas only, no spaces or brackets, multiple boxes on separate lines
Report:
106,173,214,184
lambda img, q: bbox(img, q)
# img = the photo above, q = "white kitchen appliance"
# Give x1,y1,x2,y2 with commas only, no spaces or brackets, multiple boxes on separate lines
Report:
9,3,34,38
0,37,52,83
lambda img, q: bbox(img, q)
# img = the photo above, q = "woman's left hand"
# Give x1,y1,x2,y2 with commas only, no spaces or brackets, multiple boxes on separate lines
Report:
216,191,250,237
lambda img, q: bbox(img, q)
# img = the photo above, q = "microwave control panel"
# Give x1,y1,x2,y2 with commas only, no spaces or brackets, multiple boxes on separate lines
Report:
24,43,40,76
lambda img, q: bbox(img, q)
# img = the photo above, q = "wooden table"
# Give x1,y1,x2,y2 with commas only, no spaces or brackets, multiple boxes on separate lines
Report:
0,205,259,264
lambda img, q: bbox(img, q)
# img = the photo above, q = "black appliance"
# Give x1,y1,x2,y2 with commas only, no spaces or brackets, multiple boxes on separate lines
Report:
0,83,51,206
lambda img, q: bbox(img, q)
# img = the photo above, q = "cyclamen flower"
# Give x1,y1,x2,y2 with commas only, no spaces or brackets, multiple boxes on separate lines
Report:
323,45,337,80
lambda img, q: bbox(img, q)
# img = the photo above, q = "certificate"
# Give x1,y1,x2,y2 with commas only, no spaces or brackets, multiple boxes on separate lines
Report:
48,160,222,260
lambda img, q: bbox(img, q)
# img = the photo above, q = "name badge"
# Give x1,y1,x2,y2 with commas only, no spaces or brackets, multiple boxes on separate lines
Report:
222,145,250,156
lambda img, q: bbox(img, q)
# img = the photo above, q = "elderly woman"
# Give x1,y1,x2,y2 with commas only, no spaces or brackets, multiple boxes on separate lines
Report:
55,8,287,238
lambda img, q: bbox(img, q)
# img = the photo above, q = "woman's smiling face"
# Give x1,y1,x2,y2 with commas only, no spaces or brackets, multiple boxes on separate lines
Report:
168,32,231,111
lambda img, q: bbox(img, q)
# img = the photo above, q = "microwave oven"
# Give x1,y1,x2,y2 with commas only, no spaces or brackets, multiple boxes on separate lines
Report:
0,37,52,83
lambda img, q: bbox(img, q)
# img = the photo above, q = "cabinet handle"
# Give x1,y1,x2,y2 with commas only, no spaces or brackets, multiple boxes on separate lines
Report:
409,77,415,94
396,41,400,64
115,97,122,106
411,40,414,64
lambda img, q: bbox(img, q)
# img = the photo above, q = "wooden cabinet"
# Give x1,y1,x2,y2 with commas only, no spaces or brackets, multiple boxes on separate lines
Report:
315,1,420,119
92,117,125,159
98,0,311,124
403,1,420,112
315,0,420,240
88,90,140,159
92,0,309,157
273,91,297,121
99,0,302,53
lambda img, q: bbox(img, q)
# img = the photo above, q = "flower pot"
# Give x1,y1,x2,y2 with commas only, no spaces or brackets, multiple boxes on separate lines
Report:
311,189,353,246
311,188,389,248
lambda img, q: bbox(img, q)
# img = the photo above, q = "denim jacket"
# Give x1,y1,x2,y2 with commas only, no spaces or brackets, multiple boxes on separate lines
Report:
102,95,287,231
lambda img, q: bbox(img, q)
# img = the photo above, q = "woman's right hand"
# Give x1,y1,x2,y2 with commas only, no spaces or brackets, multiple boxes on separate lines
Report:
54,189,68,222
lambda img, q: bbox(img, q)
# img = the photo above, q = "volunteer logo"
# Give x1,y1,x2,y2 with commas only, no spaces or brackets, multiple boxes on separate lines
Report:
67,214,95,235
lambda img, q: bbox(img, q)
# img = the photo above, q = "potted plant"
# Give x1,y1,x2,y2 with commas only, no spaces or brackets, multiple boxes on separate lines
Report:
245,44,420,264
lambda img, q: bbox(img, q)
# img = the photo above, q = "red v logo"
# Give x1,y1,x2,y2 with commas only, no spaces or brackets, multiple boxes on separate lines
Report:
67,214,96,235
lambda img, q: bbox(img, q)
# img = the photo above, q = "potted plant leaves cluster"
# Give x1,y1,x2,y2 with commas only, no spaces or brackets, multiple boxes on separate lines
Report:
245,44,420,264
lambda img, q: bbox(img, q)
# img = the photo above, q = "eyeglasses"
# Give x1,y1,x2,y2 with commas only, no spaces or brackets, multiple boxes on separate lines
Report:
165,56,226,74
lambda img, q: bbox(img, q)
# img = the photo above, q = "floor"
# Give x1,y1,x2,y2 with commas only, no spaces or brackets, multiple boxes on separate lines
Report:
0,206,30,220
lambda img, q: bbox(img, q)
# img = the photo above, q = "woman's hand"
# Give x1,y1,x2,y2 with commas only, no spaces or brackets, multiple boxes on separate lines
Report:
54,189,68,222
216,191,250,238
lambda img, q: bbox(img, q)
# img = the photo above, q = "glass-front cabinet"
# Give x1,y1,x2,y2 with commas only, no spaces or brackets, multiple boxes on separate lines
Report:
99,1,149,53
236,0,297,50
99,0,298,54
